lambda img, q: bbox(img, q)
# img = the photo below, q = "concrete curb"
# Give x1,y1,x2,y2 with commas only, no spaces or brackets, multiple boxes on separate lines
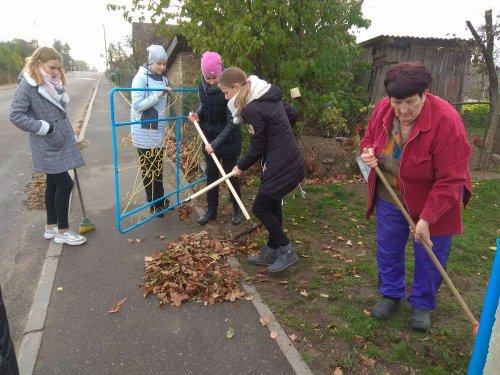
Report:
77,75,101,143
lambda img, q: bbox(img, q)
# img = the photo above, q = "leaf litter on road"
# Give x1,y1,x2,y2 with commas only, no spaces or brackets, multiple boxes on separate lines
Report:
142,231,247,307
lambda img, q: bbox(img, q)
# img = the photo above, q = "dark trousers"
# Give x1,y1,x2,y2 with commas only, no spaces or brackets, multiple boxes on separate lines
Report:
0,286,19,375
137,148,165,204
376,197,452,310
45,171,73,229
252,190,289,249
205,154,240,211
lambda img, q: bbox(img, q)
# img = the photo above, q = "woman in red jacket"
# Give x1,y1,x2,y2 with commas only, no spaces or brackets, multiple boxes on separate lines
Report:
360,62,472,331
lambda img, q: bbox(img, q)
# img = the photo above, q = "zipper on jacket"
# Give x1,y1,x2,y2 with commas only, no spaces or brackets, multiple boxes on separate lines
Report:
398,130,420,211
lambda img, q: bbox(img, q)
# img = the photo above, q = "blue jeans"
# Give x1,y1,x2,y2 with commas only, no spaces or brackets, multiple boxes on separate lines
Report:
375,197,452,310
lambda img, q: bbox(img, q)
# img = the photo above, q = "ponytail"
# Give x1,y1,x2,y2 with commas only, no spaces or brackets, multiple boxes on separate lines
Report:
235,83,251,112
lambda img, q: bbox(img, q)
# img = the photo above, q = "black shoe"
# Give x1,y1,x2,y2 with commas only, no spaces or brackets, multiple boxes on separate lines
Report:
410,308,431,331
149,204,164,218
371,297,400,320
198,209,217,225
247,246,278,266
162,198,170,208
267,243,299,273
232,203,243,225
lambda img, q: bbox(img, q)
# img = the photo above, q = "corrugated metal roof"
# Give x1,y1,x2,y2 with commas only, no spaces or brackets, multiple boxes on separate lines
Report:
359,34,472,47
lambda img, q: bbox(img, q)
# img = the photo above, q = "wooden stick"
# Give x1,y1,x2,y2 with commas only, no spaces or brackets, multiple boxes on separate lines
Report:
193,120,254,226
183,171,236,203
373,165,478,326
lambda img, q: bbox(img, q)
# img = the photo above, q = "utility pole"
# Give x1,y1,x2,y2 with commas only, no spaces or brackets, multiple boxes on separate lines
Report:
103,24,109,72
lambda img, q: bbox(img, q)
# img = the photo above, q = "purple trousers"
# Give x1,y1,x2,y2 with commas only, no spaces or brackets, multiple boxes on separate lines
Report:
375,197,452,311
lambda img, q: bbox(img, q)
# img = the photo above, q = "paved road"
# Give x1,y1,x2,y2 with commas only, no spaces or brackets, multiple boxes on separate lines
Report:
0,71,100,348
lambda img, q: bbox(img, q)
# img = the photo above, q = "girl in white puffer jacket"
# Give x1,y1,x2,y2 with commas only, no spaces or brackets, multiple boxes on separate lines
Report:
130,45,172,217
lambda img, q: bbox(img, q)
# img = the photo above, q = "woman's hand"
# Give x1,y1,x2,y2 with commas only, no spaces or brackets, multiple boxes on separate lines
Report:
232,165,242,177
205,143,214,155
188,111,199,123
361,147,378,168
411,218,433,247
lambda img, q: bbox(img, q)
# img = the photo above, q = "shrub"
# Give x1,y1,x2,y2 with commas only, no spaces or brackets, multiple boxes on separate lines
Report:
460,103,490,134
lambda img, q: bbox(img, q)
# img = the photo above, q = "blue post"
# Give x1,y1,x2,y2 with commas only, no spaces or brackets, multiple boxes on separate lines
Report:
468,238,500,374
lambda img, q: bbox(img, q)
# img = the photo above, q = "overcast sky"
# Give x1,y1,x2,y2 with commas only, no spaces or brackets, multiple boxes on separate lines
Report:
0,0,496,71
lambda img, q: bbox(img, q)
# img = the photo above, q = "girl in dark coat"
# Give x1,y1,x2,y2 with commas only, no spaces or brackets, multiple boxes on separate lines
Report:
219,67,305,273
189,52,242,225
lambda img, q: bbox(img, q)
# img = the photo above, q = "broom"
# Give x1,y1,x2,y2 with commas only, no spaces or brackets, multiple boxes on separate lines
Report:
73,169,96,234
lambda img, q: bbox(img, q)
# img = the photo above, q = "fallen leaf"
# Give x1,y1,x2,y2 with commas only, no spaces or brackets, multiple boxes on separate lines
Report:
360,354,376,367
135,238,142,243
346,240,353,246
320,293,329,298
109,298,127,313
278,280,289,285
226,327,234,338
56,287,63,292
127,239,134,244
159,235,166,240
260,317,272,326
210,253,221,260
178,204,193,222
354,335,365,345
363,309,371,317
270,331,278,339
333,368,343,375
300,290,309,297
289,333,297,342
244,294,255,301
301,254,310,258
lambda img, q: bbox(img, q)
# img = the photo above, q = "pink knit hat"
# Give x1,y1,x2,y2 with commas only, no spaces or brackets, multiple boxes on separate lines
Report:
200,51,222,77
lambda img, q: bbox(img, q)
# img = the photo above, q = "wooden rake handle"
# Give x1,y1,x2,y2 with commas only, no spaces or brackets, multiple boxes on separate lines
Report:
373,165,477,326
183,171,236,203
192,120,252,223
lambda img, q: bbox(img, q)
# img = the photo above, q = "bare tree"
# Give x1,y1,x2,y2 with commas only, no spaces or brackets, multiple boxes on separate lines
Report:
467,10,500,169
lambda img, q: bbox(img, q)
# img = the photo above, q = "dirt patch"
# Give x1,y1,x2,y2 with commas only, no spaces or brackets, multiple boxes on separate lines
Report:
297,135,360,178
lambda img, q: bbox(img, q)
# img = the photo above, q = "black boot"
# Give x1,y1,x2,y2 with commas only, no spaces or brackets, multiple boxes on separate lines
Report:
149,204,165,218
198,208,217,225
232,202,243,225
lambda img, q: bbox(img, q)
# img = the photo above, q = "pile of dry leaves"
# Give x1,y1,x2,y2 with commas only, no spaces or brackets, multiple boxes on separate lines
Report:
24,172,46,209
143,231,250,307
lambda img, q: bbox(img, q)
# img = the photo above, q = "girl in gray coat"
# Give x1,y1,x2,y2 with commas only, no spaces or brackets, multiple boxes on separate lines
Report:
9,47,86,246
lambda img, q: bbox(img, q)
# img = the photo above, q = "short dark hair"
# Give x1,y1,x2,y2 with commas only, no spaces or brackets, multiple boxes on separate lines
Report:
384,62,431,99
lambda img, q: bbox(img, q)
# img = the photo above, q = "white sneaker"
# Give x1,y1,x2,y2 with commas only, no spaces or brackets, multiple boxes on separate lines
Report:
44,226,58,239
54,229,87,246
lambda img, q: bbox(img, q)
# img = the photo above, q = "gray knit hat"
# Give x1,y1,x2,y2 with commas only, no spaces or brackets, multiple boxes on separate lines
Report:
147,45,168,64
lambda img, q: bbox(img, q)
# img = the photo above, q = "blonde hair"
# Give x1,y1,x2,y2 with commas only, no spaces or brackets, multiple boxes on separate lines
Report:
219,67,251,112
24,46,66,86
